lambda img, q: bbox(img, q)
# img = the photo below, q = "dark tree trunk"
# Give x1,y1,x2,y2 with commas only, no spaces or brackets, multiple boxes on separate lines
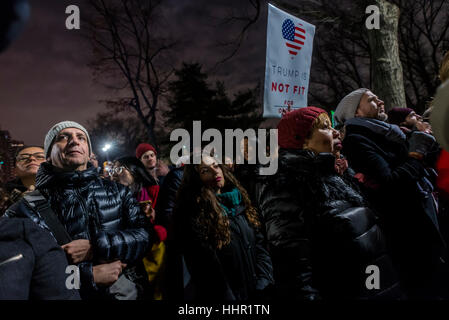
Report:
367,0,406,111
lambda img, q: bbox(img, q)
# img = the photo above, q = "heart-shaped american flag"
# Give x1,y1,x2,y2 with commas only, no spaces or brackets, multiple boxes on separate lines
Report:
281,19,306,56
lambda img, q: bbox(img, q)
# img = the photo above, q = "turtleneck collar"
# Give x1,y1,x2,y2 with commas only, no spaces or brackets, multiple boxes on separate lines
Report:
216,187,243,217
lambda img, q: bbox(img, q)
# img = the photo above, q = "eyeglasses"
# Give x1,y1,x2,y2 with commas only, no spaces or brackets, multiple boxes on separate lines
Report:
16,153,46,163
108,166,124,176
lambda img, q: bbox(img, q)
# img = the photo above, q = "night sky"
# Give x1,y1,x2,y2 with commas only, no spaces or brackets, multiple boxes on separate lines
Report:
0,0,270,146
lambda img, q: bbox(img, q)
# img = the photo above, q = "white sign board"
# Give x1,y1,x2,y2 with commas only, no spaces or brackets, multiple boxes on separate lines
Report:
263,4,315,118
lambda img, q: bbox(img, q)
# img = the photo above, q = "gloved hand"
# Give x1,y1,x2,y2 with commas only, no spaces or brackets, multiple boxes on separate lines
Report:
408,131,436,156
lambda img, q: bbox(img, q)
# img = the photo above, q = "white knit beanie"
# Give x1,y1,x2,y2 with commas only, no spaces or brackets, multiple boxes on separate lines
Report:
44,121,92,158
334,88,370,127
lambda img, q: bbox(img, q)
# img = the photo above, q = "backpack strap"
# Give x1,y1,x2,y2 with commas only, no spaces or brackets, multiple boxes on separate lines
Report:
22,190,72,245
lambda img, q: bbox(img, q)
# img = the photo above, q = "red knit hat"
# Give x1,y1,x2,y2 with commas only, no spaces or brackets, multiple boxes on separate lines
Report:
136,143,157,159
277,106,328,149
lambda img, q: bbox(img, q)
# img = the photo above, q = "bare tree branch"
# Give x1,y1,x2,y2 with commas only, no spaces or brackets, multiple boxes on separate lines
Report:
85,0,176,149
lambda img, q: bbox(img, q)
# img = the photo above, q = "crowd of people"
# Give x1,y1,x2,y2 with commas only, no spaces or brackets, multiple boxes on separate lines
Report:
3,0,449,302
2,64,449,300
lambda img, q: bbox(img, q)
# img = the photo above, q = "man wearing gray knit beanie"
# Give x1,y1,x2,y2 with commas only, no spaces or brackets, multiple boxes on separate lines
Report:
43,121,92,171
336,88,447,299
6,120,151,300
334,88,373,127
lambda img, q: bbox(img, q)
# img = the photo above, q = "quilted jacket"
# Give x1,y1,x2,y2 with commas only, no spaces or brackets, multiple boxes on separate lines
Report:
5,162,151,298
258,149,402,300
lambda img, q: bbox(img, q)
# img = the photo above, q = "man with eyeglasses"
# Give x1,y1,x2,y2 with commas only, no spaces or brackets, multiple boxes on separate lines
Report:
5,121,152,299
4,146,45,203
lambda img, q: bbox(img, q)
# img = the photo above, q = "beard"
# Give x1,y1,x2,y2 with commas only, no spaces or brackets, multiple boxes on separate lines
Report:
377,112,388,122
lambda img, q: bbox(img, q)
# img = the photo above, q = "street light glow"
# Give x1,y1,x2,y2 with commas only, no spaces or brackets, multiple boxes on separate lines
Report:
102,143,112,152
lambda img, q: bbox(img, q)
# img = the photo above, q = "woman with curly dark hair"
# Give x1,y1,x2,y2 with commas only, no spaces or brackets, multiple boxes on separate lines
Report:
174,154,274,301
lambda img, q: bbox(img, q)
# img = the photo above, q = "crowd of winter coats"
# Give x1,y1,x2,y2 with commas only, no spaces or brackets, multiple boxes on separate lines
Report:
2,80,449,301
3,0,449,302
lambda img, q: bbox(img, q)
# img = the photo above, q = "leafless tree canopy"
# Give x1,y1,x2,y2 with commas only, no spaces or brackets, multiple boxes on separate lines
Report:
213,0,262,68
87,106,149,159
396,0,449,111
85,0,175,148
85,0,449,138
272,0,449,113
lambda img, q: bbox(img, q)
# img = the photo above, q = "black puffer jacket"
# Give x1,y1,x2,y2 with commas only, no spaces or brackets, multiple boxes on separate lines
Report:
259,149,401,300
5,162,151,297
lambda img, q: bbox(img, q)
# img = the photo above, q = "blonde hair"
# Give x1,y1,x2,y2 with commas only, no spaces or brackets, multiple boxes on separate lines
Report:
311,113,332,131
302,112,332,150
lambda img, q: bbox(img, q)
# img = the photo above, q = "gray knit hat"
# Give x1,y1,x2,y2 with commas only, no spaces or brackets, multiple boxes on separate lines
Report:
44,121,92,158
334,88,370,127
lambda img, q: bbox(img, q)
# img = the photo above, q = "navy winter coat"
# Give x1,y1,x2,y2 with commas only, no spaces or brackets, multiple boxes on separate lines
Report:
342,117,448,298
0,217,80,300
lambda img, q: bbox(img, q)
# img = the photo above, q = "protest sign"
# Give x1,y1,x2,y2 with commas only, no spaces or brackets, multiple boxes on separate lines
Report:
263,3,315,118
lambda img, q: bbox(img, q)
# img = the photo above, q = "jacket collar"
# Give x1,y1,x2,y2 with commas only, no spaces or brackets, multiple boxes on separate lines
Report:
279,148,336,177
4,178,27,193
345,117,406,145
36,162,98,189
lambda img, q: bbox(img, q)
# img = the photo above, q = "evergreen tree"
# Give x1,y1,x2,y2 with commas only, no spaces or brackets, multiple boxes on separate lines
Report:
165,62,263,135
